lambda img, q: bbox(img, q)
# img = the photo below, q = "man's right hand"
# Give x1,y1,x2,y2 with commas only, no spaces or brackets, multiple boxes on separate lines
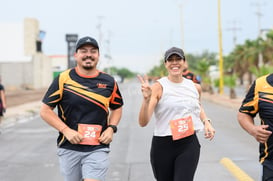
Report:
62,128,83,144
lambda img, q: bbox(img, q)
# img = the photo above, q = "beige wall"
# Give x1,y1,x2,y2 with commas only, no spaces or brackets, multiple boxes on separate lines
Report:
32,53,52,89
50,55,68,71
24,18,39,56
0,62,32,90
0,18,53,90
0,53,52,90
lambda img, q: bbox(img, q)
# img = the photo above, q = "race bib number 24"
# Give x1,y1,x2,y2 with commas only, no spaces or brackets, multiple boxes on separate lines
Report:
78,124,102,145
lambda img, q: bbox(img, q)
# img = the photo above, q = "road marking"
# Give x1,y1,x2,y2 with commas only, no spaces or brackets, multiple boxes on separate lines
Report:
220,157,254,181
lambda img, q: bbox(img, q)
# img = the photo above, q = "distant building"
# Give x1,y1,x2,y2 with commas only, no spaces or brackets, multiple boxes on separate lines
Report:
0,18,52,90
49,55,68,78
209,65,219,81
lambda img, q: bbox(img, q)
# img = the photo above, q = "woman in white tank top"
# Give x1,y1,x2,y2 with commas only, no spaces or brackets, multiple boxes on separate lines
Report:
138,47,215,181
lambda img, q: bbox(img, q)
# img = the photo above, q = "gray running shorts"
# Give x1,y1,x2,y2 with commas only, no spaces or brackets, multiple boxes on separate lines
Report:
57,147,110,181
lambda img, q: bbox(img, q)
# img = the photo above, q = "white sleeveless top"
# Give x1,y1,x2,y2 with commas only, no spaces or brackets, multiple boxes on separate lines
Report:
154,77,204,136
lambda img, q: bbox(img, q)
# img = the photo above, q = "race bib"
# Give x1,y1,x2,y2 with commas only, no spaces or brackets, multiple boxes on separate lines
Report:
169,116,194,140
78,124,102,145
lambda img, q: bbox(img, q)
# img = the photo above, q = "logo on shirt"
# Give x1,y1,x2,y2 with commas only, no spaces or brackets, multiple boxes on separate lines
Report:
97,83,107,88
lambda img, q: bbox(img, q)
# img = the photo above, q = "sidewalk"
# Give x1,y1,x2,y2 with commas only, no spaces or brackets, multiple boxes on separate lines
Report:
1,100,41,128
202,92,243,110
1,88,47,126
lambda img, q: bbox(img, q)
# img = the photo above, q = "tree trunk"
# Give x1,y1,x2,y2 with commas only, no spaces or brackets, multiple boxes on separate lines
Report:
248,72,253,85
229,88,237,99
209,85,214,94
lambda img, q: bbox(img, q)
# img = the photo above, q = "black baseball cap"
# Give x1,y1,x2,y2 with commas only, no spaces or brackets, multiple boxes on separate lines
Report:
164,47,185,62
75,36,99,52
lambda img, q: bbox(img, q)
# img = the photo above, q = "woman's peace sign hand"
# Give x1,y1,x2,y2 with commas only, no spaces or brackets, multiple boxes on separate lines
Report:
137,75,152,101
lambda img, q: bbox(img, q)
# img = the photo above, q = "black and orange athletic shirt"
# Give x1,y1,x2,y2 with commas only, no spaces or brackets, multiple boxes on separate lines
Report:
42,68,123,152
182,70,200,84
239,74,273,166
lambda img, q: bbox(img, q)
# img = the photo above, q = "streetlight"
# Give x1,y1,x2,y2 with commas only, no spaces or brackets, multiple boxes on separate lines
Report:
218,0,224,94
65,34,78,69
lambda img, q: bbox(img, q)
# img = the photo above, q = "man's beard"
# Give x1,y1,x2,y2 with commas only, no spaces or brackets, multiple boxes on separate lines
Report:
82,64,94,70
82,56,96,70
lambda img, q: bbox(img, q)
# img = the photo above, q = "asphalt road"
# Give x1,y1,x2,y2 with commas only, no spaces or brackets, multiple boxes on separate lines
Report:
0,80,261,181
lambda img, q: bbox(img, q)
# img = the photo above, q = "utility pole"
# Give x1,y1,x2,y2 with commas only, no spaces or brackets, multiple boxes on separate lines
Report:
179,4,184,50
252,1,265,36
252,1,266,66
227,20,241,47
104,31,112,74
96,16,104,47
218,0,224,94
96,16,105,70
176,0,188,50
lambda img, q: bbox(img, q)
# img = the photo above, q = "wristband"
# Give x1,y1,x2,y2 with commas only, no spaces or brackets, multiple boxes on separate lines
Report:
108,125,117,133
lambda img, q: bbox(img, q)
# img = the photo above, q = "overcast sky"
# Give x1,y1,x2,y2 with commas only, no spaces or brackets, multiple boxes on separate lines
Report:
1,0,272,73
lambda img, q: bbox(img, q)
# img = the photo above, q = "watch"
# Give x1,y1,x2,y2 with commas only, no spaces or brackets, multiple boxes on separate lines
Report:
108,125,117,133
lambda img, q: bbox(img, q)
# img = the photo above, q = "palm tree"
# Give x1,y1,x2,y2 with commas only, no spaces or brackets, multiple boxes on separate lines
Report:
261,30,273,65
229,45,248,85
231,39,260,86
249,65,273,78
243,39,260,84
196,59,213,94
224,74,237,99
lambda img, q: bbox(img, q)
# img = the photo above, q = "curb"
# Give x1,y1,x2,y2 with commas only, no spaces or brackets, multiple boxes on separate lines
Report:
1,101,41,128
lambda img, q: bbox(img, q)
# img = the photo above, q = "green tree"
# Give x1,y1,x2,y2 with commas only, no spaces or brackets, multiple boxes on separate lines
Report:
230,39,260,86
146,51,218,81
186,51,217,73
147,59,167,79
224,74,237,99
261,30,273,65
228,45,247,85
196,59,213,94
249,65,273,78
103,66,136,81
